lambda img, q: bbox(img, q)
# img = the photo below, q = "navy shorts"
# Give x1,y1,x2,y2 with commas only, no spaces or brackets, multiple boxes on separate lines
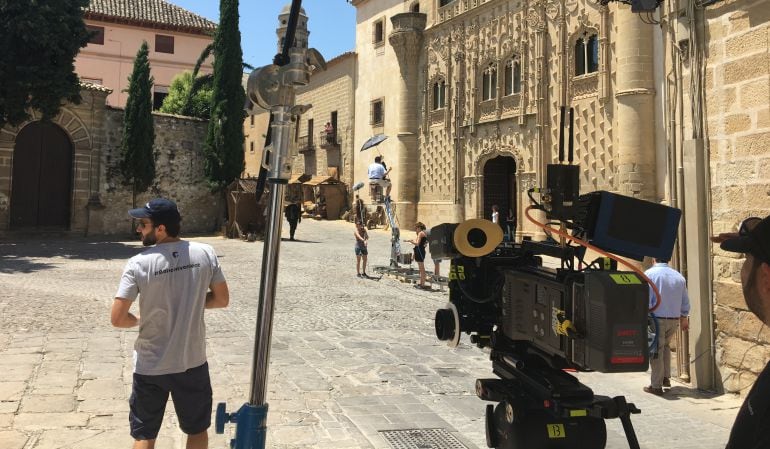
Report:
129,362,212,440
355,246,368,256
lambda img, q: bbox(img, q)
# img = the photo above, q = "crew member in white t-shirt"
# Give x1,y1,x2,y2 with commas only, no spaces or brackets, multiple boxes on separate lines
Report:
111,198,229,449
367,155,392,198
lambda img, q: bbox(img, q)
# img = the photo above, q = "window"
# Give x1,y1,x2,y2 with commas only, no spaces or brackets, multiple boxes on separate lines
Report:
155,34,175,54
307,119,314,145
410,2,420,12
250,142,255,153
153,86,169,110
439,0,456,6
87,26,104,45
482,63,497,101
373,19,385,46
432,80,446,110
504,58,521,95
370,99,384,126
575,33,599,76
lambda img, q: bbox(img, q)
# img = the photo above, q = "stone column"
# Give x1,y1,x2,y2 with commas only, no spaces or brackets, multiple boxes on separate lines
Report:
389,12,426,228
614,5,656,200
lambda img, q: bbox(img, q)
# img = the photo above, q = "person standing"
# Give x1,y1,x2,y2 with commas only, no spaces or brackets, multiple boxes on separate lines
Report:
713,215,770,449
284,202,302,241
491,204,499,225
406,222,428,289
354,221,369,277
111,198,230,449
505,208,516,242
643,258,690,395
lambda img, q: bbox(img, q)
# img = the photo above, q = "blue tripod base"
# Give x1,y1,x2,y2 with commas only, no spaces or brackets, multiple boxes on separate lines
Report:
216,402,269,449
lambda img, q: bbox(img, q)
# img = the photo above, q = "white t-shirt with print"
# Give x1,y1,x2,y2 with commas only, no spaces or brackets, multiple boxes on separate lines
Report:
116,240,225,375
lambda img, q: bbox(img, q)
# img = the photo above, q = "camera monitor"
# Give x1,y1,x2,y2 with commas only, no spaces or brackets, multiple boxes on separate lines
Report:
582,191,682,261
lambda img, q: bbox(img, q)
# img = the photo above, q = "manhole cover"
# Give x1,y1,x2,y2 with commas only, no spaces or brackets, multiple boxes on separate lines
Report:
380,428,469,449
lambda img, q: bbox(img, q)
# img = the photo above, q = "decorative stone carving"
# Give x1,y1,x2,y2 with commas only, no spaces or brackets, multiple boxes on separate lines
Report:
571,73,599,99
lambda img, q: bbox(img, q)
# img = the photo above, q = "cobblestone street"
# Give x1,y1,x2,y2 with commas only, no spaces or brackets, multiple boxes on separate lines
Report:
0,219,742,449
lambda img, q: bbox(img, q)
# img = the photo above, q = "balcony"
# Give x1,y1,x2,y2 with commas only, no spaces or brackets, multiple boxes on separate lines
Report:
318,130,340,149
297,135,315,154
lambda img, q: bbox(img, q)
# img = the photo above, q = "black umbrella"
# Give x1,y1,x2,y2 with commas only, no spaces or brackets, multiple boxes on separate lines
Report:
360,134,388,152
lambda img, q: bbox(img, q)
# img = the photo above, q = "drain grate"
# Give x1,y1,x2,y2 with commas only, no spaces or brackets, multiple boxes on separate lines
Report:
380,428,470,449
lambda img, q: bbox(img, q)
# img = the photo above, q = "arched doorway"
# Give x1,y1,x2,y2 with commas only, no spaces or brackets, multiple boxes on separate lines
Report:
10,121,73,229
483,156,516,231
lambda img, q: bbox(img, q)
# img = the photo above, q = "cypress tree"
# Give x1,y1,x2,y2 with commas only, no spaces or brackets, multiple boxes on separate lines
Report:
120,42,156,209
0,0,91,127
204,0,246,191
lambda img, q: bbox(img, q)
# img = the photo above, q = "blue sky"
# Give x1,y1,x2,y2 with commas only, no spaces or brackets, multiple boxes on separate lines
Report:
171,1,357,67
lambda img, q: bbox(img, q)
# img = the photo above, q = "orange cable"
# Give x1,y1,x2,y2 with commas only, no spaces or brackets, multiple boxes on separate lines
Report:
524,206,661,312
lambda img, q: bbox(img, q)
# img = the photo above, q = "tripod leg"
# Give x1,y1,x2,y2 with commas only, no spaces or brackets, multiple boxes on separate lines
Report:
619,413,641,449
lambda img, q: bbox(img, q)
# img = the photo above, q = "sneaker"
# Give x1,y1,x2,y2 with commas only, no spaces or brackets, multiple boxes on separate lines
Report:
362,272,368,278
643,386,664,396
356,273,362,278
662,377,671,388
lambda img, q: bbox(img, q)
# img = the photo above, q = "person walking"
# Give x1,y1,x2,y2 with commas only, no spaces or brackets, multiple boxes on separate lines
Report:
284,202,302,241
111,198,230,449
643,258,690,396
406,222,428,289
713,215,770,449
354,221,369,278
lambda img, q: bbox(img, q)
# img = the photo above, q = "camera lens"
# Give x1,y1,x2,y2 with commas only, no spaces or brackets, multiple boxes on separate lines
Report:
467,228,488,248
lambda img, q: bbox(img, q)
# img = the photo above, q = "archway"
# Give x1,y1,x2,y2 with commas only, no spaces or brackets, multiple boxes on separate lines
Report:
10,121,73,229
483,156,516,232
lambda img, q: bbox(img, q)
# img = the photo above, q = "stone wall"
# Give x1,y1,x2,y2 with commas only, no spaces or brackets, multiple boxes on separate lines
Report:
92,109,221,236
706,0,770,394
0,86,221,237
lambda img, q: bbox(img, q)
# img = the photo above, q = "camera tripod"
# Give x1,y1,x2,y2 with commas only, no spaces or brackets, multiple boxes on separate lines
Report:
477,350,642,449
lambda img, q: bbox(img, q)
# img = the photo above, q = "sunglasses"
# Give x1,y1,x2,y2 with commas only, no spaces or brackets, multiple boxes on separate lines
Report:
137,220,155,229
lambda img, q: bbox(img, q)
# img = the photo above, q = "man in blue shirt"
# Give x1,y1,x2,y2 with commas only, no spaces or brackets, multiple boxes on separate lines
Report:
367,156,391,199
644,258,690,395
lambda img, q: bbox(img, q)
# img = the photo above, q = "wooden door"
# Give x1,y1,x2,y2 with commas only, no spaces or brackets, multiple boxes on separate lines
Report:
10,121,72,229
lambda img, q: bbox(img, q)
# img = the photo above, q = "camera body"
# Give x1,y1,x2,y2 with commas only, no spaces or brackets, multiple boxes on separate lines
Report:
434,235,649,374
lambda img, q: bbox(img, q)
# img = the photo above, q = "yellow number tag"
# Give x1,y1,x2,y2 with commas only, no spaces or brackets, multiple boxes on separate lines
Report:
610,273,642,285
547,423,566,438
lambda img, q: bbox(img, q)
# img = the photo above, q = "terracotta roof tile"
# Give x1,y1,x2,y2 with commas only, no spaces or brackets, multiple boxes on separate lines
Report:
86,0,217,34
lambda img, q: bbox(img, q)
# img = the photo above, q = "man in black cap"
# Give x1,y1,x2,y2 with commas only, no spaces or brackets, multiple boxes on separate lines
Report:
713,215,770,449
111,198,230,449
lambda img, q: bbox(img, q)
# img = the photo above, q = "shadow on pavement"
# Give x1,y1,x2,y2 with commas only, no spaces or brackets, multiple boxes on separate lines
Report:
662,385,727,401
0,240,145,274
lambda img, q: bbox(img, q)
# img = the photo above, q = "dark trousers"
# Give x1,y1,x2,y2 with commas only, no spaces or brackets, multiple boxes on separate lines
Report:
288,219,298,239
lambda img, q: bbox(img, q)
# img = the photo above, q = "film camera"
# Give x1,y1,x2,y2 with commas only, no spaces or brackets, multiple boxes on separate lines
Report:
430,108,681,449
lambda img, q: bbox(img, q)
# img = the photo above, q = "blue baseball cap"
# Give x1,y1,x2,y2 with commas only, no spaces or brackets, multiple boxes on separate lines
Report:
128,198,181,223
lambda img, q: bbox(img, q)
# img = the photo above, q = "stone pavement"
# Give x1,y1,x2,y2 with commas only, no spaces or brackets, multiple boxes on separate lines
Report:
0,219,743,449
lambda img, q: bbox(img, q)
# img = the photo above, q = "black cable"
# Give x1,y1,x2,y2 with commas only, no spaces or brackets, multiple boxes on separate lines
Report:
274,0,303,67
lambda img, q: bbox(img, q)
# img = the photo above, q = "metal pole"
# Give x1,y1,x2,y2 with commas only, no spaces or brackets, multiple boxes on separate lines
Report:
249,107,292,405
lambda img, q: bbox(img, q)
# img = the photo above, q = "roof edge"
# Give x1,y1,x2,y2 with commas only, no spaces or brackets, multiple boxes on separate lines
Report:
84,12,216,36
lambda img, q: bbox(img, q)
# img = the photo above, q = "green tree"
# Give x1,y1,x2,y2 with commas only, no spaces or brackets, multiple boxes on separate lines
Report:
204,0,246,191
120,42,156,208
159,71,213,119
0,0,91,127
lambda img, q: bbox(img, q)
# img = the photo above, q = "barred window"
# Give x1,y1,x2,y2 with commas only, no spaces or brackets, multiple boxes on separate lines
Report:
370,99,384,126
432,80,446,110
575,33,599,76
482,63,497,101
373,19,385,46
